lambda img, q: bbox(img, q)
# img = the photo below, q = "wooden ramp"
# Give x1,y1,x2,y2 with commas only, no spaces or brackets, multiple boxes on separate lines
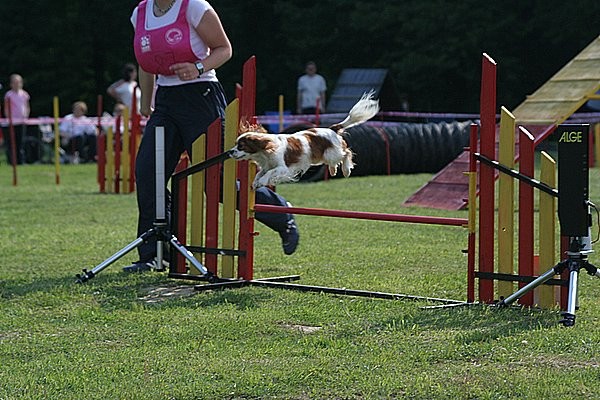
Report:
403,35,600,210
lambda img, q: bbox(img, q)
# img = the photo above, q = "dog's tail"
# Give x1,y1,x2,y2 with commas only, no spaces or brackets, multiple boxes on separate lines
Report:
330,90,380,132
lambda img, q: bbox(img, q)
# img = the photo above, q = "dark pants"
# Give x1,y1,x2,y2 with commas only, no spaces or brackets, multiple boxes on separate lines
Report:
65,134,97,162
5,124,26,165
135,81,292,260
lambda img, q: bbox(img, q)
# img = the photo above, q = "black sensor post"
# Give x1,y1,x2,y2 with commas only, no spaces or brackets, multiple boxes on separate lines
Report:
557,124,590,237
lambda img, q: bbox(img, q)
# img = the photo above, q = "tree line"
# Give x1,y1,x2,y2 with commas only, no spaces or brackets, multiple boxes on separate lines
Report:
1,0,598,117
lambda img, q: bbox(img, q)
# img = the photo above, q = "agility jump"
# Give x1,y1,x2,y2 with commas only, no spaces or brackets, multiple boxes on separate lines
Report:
469,54,567,309
468,54,600,326
74,55,598,324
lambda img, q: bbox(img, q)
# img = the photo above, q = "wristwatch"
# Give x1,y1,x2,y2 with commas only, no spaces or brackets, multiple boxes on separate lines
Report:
195,61,205,77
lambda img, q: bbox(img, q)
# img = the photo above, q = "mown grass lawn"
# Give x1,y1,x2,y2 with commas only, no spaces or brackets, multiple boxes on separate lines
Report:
0,161,598,399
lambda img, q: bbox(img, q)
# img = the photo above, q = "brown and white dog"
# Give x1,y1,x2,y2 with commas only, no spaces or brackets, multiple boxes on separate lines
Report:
230,92,379,189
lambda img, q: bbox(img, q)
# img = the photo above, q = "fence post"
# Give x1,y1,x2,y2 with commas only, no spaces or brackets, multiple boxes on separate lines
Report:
537,151,557,307
190,135,206,274
518,127,535,306
53,96,60,185
121,107,131,194
497,107,516,299
237,56,257,280
221,99,240,278
106,126,114,193
478,53,497,303
595,123,600,168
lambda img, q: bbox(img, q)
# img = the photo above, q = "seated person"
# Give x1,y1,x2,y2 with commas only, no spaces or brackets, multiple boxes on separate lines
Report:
100,103,127,135
59,101,98,163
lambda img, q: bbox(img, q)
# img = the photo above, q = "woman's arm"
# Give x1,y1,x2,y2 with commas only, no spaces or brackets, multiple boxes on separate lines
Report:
138,68,155,117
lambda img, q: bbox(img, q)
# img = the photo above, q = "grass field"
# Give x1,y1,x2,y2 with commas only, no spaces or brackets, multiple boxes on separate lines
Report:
0,160,599,399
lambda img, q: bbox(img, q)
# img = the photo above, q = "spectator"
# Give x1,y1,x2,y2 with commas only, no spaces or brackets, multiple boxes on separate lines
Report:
107,63,141,114
100,102,127,134
3,74,30,164
296,61,327,115
59,101,98,163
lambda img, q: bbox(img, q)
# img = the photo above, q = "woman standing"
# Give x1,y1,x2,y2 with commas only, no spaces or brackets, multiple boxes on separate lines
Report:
127,0,298,272
106,63,141,114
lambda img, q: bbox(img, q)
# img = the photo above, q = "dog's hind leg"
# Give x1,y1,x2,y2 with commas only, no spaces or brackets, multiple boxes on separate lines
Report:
341,151,354,178
328,163,339,176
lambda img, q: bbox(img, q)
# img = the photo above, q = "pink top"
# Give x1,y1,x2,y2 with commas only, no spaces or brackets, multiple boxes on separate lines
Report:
134,0,197,76
4,89,30,124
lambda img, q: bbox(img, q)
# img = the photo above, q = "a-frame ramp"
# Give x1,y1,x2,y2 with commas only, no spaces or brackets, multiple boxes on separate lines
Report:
403,35,600,210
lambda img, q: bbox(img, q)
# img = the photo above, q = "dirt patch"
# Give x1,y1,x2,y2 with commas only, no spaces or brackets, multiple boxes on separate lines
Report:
139,284,198,303
280,323,323,334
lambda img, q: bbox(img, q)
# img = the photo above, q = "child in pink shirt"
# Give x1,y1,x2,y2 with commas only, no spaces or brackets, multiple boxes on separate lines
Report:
3,74,31,164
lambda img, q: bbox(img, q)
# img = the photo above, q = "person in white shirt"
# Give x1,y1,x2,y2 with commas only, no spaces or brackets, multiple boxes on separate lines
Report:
59,101,98,163
297,61,327,114
107,63,141,114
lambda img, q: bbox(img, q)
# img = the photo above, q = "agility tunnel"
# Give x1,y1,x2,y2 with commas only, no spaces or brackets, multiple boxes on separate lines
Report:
345,121,472,175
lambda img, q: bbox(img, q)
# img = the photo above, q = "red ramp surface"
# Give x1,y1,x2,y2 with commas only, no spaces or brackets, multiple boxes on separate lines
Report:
402,151,471,210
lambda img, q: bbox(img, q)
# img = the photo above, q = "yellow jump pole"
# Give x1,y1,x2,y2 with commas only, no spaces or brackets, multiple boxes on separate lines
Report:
537,151,557,308
53,96,61,185
278,94,284,132
190,135,206,274
595,123,600,168
497,107,516,299
121,107,131,194
221,99,240,278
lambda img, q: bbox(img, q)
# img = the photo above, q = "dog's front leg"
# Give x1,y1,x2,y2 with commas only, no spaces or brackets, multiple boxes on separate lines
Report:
251,168,265,190
253,168,275,190
256,168,276,189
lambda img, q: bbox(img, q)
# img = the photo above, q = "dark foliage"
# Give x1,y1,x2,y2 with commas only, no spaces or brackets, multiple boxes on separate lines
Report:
0,0,598,116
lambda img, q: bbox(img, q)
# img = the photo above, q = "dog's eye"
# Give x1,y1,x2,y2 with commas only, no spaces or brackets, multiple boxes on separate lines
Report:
238,138,257,152
239,141,250,151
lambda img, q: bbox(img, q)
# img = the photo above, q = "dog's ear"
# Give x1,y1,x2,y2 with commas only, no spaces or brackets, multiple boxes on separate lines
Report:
239,133,277,153
239,119,268,134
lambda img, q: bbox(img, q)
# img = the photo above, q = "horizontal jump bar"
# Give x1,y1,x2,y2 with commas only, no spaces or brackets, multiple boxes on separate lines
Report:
254,204,468,227
171,150,233,181
475,271,568,286
474,153,558,197
250,280,467,304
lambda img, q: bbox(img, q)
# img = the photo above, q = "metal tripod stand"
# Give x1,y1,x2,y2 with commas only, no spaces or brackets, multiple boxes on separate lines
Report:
75,127,218,284
497,236,599,327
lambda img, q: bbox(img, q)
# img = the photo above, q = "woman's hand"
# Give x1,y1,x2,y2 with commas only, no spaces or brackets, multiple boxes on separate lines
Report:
170,62,199,80
140,104,153,117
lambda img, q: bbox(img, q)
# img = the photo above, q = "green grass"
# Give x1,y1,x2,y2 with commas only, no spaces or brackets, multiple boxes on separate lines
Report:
0,161,599,399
